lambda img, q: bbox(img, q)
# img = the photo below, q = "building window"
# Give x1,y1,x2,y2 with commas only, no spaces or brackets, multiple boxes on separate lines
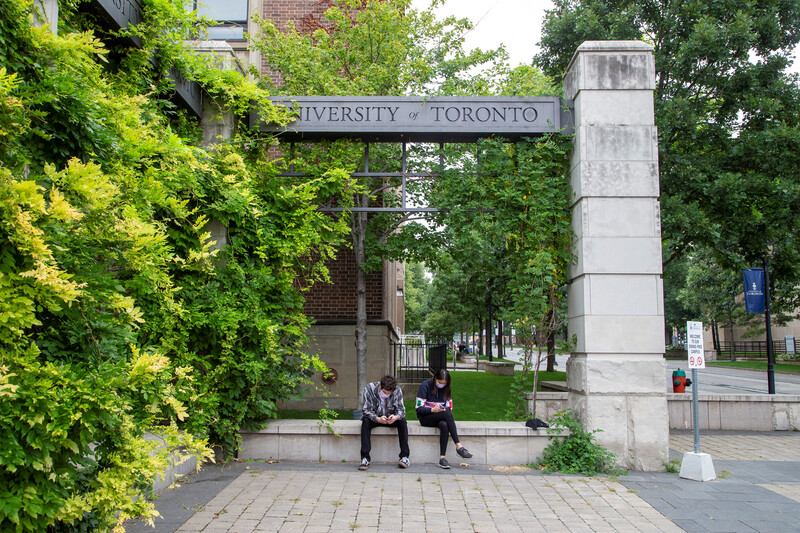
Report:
193,0,249,40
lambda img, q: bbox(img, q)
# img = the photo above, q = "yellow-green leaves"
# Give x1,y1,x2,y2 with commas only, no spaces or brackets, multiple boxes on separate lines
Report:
46,159,118,211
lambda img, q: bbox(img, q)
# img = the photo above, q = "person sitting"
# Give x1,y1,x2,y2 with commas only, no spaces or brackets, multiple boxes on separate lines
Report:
359,374,410,470
415,368,472,469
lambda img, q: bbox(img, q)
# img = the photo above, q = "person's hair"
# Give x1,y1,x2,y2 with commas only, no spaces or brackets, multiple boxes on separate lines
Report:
431,368,451,400
380,375,397,392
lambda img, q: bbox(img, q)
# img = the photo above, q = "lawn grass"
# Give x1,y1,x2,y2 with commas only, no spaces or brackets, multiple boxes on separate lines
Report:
706,360,800,373
277,370,567,421
404,370,566,421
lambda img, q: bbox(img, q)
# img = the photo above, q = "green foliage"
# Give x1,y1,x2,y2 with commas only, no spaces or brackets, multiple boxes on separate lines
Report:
251,0,516,408
664,459,681,473
317,402,341,437
497,65,559,97
253,0,508,97
403,261,429,333
0,0,349,529
1,344,209,531
430,133,573,410
536,409,622,476
537,0,800,325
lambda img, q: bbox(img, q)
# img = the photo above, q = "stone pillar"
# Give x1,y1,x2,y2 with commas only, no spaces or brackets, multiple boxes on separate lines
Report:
564,41,668,470
191,40,243,148
33,0,58,34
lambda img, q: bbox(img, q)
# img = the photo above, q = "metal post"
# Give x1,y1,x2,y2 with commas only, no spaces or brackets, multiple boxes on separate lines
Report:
401,142,407,210
487,300,493,362
692,367,700,453
764,257,776,394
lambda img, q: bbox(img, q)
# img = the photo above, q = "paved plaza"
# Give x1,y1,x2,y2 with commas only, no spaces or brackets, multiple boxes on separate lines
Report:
125,430,800,533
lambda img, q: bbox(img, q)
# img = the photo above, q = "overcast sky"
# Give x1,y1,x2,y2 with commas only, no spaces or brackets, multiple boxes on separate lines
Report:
411,0,554,68
411,0,800,75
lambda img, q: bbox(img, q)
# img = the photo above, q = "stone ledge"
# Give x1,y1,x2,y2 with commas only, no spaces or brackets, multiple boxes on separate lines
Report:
239,420,566,465
525,392,800,431
477,361,516,375
540,381,568,392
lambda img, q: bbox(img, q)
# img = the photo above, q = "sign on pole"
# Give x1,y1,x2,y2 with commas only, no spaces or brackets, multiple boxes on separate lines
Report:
687,321,705,369
742,268,765,313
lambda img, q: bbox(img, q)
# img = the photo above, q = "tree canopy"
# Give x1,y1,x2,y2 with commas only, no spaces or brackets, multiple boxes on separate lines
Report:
537,0,800,327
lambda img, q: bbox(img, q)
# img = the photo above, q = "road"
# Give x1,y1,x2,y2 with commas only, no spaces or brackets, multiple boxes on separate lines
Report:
664,360,800,395
497,346,800,395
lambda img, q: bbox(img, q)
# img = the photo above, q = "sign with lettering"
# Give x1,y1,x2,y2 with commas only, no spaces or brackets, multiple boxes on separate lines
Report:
742,268,765,313
687,321,705,369
256,96,571,142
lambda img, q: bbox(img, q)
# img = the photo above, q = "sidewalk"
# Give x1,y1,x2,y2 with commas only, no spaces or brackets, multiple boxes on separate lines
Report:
125,430,800,533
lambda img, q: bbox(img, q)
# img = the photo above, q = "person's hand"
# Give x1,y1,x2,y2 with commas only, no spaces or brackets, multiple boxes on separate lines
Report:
387,414,397,423
432,406,443,413
378,416,388,424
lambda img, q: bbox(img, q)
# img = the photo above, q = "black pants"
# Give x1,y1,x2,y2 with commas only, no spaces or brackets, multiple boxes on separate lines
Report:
360,417,410,461
418,410,460,456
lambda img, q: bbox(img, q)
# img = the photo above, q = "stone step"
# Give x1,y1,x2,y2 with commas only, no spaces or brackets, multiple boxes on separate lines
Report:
239,419,566,466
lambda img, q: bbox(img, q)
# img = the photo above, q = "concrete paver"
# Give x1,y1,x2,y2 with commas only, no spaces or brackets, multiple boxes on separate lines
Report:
126,431,800,533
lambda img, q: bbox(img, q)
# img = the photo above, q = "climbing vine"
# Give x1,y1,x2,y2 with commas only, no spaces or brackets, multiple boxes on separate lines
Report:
0,0,350,530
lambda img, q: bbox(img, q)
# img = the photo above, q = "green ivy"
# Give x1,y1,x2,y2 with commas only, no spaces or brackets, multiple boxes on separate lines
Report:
0,0,351,529
535,409,623,476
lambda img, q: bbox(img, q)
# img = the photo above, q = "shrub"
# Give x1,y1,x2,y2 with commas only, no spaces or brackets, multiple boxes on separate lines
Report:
535,409,622,476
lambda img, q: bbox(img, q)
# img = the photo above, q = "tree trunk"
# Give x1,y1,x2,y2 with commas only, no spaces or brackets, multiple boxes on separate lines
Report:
353,204,369,411
477,315,484,355
546,308,555,372
728,303,736,362
498,319,504,359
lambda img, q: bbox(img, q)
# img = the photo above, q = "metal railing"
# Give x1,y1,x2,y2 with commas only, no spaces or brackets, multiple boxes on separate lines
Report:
391,342,450,382
716,340,786,358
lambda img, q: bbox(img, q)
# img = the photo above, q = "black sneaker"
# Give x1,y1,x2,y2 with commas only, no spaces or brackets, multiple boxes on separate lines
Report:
358,458,370,470
438,457,450,469
456,447,473,459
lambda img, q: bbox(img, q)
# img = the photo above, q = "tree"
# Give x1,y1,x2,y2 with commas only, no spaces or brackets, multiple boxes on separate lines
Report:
404,261,429,333
251,0,507,408
536,0,800,324
432,134,574,418
679,248,761,357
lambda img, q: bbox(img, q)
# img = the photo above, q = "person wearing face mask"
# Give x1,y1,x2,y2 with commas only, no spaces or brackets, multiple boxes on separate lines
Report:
359,374,410,470
415,368,472,469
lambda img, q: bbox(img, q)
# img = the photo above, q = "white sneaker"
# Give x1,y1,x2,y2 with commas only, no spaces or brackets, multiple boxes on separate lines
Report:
358,458,370,470
398,457,410,469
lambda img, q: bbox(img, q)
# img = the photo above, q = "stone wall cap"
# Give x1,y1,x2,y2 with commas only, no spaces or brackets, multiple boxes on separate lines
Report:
564,40,654,86
666,393,800,402
577,40,654,52
239,419,569,437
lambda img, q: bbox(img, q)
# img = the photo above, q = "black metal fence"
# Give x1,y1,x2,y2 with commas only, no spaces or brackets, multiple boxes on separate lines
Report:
391,342,451,382
717,340,787,358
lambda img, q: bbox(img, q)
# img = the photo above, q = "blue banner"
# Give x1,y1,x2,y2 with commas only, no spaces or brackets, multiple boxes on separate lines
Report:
743,268,765,314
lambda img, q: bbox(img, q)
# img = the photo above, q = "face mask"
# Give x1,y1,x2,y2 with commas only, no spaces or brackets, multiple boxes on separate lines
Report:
435,382,446,389
379,390,390,399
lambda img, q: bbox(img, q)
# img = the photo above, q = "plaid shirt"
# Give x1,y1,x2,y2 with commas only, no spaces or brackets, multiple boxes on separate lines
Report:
362,382,406,421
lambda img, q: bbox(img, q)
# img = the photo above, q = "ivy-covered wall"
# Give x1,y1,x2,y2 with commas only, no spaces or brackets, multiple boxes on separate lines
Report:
0,0,351,530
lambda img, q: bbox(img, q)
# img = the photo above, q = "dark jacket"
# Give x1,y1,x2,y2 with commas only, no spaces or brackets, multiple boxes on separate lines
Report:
415,378,453,417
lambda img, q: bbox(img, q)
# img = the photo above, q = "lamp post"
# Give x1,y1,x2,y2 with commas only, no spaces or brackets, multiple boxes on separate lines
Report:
764,247,776,394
